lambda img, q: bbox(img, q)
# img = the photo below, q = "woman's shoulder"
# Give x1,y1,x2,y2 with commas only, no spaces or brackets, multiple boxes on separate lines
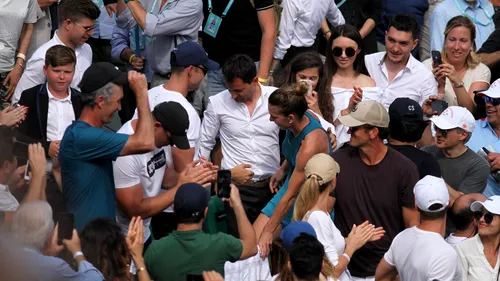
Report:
422,58,433,69
356,74,376,87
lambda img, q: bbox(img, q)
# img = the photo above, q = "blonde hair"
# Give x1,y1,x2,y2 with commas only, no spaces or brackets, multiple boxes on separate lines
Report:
442,15,480,69
293,174,332,222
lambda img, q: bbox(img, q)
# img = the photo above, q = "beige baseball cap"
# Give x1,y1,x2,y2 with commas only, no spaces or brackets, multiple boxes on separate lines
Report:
304,153,340,185
338,100,389,128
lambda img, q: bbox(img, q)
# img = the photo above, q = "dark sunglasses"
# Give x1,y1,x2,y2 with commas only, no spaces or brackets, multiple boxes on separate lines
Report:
332,47,357,58
349,125,374,133
474,211,497,224
433,125,453,137
483,96,500,106
193,65,208,75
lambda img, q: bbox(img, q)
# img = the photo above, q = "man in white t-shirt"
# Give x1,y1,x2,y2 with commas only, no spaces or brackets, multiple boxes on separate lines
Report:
446,193,486,247
114,101,216,246
375,175,463,281
131,41,219,238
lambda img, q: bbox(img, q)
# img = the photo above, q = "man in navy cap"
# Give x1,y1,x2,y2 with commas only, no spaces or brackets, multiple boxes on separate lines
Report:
144,182,257,281
59,63,154,231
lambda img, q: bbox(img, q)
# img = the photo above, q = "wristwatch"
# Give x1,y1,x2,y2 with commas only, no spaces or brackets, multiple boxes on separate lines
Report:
453,81,464,88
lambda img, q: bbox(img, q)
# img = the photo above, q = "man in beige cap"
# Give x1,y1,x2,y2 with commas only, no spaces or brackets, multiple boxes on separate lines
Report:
329,100,420,281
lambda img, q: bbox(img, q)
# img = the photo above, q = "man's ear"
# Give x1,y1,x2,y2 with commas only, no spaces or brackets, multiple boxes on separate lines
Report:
412,39,419,51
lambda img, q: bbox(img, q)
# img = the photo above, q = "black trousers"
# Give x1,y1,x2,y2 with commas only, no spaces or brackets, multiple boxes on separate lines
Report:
224,179,273,238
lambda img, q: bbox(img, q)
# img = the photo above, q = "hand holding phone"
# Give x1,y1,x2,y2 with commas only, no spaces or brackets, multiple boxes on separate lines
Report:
217,170,231,198
431,50,442,68
431,100,448,114
56,212,74,246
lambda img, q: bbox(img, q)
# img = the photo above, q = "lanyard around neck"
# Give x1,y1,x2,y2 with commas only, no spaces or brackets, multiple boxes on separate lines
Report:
208,0,235,18
336,0,347,8
453,0,492,26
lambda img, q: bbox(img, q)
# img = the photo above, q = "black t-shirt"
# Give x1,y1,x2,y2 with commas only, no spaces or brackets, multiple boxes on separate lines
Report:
388,144,441,179
478,8,500,82
332,146,419,277
201,0,274,65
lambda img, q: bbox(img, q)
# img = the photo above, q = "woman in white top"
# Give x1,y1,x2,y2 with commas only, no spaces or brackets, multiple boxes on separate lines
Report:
424,15,491,112
326,24,382,149
456,196,500,281
292,153,385,281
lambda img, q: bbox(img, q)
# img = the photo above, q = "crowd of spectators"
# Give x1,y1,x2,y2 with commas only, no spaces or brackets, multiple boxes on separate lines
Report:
1,0,500,280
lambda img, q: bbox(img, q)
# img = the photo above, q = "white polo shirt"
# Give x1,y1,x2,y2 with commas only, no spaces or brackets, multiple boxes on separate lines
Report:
113,121,172,242
365,52,437,108
384,226,463,281
199,84,280,180
12,30,92,104
0,184,19,211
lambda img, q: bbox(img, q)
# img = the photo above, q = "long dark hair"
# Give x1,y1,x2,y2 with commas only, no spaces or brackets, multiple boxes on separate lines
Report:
325,24,368,80
80,219,131,281
274,52,334,123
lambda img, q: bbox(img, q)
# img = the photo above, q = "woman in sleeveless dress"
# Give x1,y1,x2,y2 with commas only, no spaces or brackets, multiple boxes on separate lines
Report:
254,82,332,259
326,24,382,149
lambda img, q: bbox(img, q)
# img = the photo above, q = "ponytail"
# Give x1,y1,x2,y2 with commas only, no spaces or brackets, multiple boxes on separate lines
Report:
269,82,309,118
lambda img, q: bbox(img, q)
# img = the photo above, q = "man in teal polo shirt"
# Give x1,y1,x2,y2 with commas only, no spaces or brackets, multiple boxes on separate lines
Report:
59,62,155,231
468,79,500,197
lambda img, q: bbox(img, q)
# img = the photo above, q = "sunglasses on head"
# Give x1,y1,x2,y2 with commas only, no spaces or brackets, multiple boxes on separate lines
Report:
474,211,497,224
483,96,500,106
332,47,357,58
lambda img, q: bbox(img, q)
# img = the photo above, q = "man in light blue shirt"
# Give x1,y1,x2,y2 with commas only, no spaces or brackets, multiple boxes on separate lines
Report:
467,80,500,197
429,0,494,54
88,0,118,63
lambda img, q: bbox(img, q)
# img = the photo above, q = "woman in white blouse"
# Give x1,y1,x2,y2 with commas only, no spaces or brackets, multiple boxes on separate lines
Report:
424,15,491,113
456,196,500,281
325,24,382,149
292,153,385,281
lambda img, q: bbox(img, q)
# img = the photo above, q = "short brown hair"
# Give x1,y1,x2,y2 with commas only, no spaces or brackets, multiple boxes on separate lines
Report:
58,0,100,24
45,45,76,68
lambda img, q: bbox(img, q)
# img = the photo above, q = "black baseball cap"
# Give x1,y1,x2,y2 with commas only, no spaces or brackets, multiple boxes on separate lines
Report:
171,41,219,70
389,98,424,122
174,183,210,220
152,102,190,150
78,62,128,93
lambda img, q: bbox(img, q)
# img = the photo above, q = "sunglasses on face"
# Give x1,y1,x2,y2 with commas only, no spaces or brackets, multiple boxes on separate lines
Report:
193,65,208,75
433,125,454,137
349,125,374,133
332,47,357,58
474,211,497,224
483,96,500,106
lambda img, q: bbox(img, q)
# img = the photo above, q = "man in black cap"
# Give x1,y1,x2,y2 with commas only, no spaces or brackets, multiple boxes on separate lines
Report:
114,101,217,247
387,97,441,179
144,183,257,281
59,62,154,231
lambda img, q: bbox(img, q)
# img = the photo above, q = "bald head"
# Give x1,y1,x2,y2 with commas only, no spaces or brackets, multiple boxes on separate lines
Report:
452,193,487,214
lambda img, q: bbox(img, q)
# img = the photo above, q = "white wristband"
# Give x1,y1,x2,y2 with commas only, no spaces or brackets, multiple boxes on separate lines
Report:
16,53,26,61
342,253,351,263
73,251,84,259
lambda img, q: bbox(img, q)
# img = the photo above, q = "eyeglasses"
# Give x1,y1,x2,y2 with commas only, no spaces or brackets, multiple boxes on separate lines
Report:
433,125,454,137
483,96,500,106
474,211,497,224
332,47,357,57
71,20,96,32
193,65,208,75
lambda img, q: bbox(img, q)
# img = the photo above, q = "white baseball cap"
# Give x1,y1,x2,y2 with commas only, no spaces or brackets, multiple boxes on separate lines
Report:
430,106,475,133
470,196,500,215
476,79,500,98
414,176,449,212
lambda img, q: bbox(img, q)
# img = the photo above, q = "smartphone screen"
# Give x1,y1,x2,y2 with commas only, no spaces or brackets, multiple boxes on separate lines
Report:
431,100,448,114
217,170,231,198
56,212,74,245
431,50,442,67
12,141,29,160
24,160,31,181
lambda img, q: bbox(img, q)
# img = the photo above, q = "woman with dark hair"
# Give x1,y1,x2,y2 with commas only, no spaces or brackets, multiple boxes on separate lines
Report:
253,81,332,259
275,52,334,124
424,15,490,113
80,218,152,281
326,24,382,149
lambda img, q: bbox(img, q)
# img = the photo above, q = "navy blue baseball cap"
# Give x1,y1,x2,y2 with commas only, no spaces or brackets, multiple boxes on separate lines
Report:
280,221,317,251
174,183,210,220
389,97,424,122
171,41,219,70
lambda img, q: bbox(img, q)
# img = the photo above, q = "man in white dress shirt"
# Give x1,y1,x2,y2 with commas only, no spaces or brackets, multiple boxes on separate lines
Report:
12,0,100,104
365,14,437,108
131,41,219,238
375,175,463,281
200,54,280,237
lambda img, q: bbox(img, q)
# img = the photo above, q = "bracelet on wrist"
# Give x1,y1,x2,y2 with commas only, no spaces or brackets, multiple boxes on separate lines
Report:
453,81,464,88
16,53,26,61
323,30,331,38
258,77,267,84
342,253,351,263
128,54,136,65
73,251,84,259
